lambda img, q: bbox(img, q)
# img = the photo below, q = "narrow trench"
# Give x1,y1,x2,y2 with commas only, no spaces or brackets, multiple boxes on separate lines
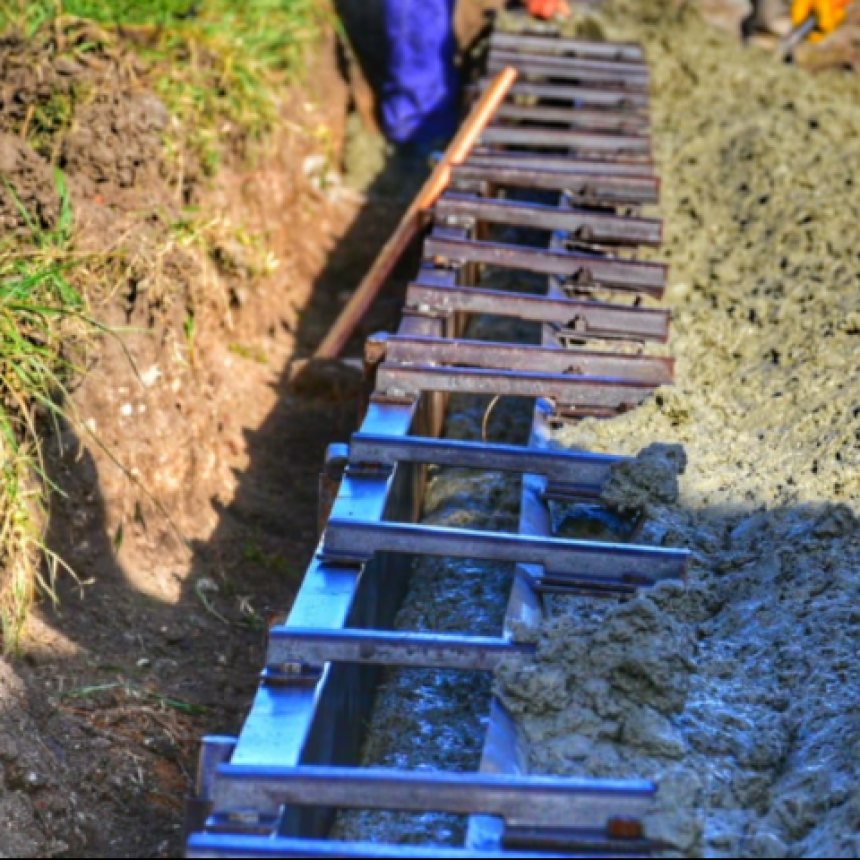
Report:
333,245,547,844
176,7,860,857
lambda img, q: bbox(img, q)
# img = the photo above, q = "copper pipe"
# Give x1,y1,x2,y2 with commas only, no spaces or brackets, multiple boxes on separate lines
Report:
314,67,519,360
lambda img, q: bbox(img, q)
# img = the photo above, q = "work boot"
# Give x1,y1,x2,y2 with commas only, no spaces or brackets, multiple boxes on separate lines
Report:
743,0,791,39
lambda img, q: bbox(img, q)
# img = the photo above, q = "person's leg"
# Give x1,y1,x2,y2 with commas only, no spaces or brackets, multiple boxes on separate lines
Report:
381,0,460,146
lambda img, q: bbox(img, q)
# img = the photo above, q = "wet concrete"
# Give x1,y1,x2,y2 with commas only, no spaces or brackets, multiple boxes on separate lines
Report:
496,3,860,857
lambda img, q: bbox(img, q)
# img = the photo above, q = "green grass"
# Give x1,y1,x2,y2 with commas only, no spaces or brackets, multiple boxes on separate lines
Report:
1,0,328,173
62,679,209,714
0,174,88,651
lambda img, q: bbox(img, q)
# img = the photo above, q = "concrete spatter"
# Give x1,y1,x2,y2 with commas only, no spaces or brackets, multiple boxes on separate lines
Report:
495,3,860,858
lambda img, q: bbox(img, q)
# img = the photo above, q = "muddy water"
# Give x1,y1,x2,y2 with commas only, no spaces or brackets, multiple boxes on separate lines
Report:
496,4,860,858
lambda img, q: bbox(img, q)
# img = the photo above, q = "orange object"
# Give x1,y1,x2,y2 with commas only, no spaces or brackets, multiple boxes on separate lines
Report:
314,67,518,361
792,0,853,39
525,0,571,20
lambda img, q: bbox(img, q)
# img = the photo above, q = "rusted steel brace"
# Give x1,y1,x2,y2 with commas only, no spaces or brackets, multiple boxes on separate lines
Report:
436,193,662,246
490,30,646,62
346,431,626,499
405,282,671,343
495,102,650,133
267,628,535,672
321,519,689,587
423,235,667,299
365,332,673,384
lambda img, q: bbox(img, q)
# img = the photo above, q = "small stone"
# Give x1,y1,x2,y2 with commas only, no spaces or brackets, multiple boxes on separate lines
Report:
140,365,161,388
25,771,46,791
623,706,687,759
746,830,789,859
0,738,20,762
602,443,688,512
55,58,81,76
645,767,704,856
812,504,858,538
730,511,769,549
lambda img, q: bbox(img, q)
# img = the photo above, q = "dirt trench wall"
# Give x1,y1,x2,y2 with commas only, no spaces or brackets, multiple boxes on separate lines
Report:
0,24,356,858
496,4,860,859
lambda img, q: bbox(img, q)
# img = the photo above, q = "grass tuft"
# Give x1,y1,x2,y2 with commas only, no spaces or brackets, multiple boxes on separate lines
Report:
0,202,90,651
1,0,328,173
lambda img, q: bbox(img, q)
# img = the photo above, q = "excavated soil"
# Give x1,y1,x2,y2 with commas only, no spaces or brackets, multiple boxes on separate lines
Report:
0,24,385,858
496,3,860,858
0,29,171,235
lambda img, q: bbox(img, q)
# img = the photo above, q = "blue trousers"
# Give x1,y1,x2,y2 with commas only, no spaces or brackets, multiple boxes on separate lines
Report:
382,0,460,145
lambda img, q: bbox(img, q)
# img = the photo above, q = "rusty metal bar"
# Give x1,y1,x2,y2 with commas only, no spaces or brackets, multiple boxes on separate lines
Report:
210,765,657,831
532,581,638,598
488,48,650,80
423,236,667,299
487,54,650,89
267,628,534,672
490,31,645,62
321,519,689,587
374,364,657,414
367,333,673,384
466,152,656,178
504,826,651,853
452,163,658,206
406,282,670,343
495,103,650,133
436,194,662,246
489,47,648,77
347,432,624,498
478,78,650,110
481,126,651,156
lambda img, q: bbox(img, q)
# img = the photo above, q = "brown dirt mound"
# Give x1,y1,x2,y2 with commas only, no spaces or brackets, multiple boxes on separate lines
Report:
0,26,180,244
0,132,59,231
63,88,169,194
